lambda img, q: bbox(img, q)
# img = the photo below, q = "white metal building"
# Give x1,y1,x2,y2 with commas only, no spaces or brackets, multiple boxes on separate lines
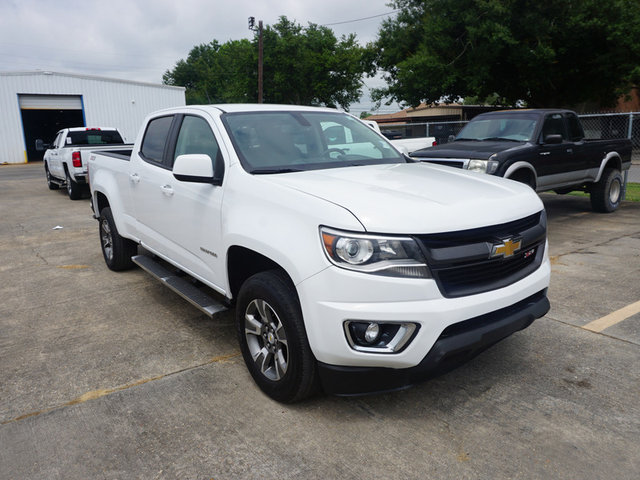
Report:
0,71,186,164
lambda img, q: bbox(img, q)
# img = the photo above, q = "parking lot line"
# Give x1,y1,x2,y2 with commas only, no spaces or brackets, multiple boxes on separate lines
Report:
582,300,640,333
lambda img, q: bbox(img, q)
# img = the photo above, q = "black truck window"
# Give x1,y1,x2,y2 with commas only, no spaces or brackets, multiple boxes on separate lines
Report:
542,114,568,141
566,113,584,141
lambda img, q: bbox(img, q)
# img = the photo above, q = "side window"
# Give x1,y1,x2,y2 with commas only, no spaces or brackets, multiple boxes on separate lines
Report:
140,116,174,165
173,115,220,167
53,132,62,148
541,114,568,141
566,113,583,141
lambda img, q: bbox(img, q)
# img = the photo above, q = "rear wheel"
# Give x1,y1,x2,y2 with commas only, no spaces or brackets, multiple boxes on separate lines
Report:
590,168,622,213
66,170,83,200
99,207,137,271
236,270,318,403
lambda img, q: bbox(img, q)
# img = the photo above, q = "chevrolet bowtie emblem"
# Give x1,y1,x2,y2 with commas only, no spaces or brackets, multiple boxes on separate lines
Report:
491,238,522,259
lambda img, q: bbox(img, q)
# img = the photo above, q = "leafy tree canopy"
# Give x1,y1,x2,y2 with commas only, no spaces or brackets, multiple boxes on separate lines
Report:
163,16,368,109
163,40,255,104
371,0,640,108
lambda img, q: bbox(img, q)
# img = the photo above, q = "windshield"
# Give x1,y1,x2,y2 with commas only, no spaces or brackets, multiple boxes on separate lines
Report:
67,130,124,145
456,116,537,142
222,111,405,174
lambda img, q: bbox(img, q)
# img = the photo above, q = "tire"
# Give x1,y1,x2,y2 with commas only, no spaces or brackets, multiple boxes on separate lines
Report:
99,207,137,271
66,170,83,200
45,164,59,190
590,168,623,213
508,169,536,189
236,270,319,403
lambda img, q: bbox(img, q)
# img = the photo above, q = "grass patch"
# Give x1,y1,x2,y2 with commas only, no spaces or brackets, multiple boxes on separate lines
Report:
567,182,640,201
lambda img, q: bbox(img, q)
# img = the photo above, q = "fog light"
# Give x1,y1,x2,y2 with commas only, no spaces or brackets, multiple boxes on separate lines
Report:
364,323,380,343
345,321,419,353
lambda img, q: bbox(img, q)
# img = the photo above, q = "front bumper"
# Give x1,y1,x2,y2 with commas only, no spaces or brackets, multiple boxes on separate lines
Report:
317,289,549,395
298,249,550,367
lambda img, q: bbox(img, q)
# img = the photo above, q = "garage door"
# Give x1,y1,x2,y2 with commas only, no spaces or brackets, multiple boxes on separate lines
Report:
18,94,82,110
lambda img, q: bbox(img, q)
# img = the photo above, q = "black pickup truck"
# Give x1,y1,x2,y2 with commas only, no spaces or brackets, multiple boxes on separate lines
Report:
411,109,632,212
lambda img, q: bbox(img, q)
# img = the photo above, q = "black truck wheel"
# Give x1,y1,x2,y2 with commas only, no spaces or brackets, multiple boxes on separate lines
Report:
99,207,137,271
66,170,83,200
236,270,319,403
590,168,623,213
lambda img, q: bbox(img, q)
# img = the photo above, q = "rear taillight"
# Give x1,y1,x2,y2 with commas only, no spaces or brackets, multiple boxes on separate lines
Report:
432,140,438,146
72,151,82,167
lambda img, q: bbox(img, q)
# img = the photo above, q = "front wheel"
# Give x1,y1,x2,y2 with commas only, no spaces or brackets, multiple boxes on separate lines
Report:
236,270,318,403
590,168,623,213
66,170,83,200
99,207,137,271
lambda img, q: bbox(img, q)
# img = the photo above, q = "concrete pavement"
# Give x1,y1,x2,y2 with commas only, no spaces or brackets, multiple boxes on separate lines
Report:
1,163,638,479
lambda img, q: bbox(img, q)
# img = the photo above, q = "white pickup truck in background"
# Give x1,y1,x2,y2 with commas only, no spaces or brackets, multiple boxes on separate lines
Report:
88,104,550,403
36,127,130,199
362,119,437,154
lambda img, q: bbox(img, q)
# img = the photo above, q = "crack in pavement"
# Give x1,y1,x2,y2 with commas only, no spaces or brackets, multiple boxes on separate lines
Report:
0,352,241,426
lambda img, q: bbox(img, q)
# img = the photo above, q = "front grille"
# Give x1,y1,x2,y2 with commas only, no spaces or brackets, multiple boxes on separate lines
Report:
424,159,465,169
415,212,546,298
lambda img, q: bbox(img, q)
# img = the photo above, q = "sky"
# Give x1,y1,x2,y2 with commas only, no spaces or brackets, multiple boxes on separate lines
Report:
0,0,401,114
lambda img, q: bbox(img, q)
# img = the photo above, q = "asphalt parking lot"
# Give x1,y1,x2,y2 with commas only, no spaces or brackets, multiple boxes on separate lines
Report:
1,163,639,480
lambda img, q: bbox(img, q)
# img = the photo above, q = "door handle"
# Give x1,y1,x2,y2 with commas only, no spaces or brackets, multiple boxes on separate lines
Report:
161,184,174,196
566,149,573,153
129,173,140,184
539,152,550,156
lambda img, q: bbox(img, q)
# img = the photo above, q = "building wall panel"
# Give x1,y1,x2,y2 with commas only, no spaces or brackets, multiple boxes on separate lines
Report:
0,71,185,164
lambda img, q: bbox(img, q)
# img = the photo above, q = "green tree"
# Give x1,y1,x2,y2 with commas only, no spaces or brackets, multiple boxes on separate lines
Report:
260,17,367,109
371,0,640,108
163,16,368,109
163,40,255,104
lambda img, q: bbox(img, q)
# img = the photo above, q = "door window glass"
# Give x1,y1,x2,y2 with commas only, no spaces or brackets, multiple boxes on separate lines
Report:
141,116,173,164
542,114,568,141
173,115,220,167
566,114,583,141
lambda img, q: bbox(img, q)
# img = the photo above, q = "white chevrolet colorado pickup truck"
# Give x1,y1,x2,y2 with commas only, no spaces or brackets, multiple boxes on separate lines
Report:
88,104,550,402
36,127,130,199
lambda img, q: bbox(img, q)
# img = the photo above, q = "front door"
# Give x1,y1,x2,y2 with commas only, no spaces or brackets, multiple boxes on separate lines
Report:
130,113,226,291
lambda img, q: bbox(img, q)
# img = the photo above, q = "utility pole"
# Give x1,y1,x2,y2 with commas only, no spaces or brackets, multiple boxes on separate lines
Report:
248,17,264,103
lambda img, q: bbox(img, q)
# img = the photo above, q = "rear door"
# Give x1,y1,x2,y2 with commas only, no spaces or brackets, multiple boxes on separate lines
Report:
535,113,581,187
129,115,177,253
565,112,599,175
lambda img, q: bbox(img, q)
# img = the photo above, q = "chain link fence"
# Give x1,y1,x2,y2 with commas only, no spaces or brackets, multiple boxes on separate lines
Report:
378,112,640,162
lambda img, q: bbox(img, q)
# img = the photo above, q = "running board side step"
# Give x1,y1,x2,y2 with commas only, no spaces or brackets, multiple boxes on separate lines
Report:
132,255,228,317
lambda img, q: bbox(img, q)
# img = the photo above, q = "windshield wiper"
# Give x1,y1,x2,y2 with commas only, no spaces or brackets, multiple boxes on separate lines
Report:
251,167,304,174
482,137,522,142
454,137,481,142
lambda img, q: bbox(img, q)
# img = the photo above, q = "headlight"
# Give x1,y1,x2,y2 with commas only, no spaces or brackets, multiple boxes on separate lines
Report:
467,159,499,174
320,227,430,278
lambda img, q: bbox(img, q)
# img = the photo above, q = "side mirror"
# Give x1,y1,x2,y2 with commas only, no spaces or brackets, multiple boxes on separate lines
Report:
35,139,49,151
173,154,222,185
543,134,563,145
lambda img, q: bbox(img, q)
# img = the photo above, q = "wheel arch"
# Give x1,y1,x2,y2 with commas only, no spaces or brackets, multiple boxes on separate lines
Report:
227,246,297,304
504,161,538,189
594,152,622,182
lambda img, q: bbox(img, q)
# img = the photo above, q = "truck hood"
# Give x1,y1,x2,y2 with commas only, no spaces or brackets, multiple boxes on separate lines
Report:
262,163,542,234
411,140,526,160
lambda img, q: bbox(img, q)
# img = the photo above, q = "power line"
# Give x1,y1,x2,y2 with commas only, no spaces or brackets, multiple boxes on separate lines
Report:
322,10,399,26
